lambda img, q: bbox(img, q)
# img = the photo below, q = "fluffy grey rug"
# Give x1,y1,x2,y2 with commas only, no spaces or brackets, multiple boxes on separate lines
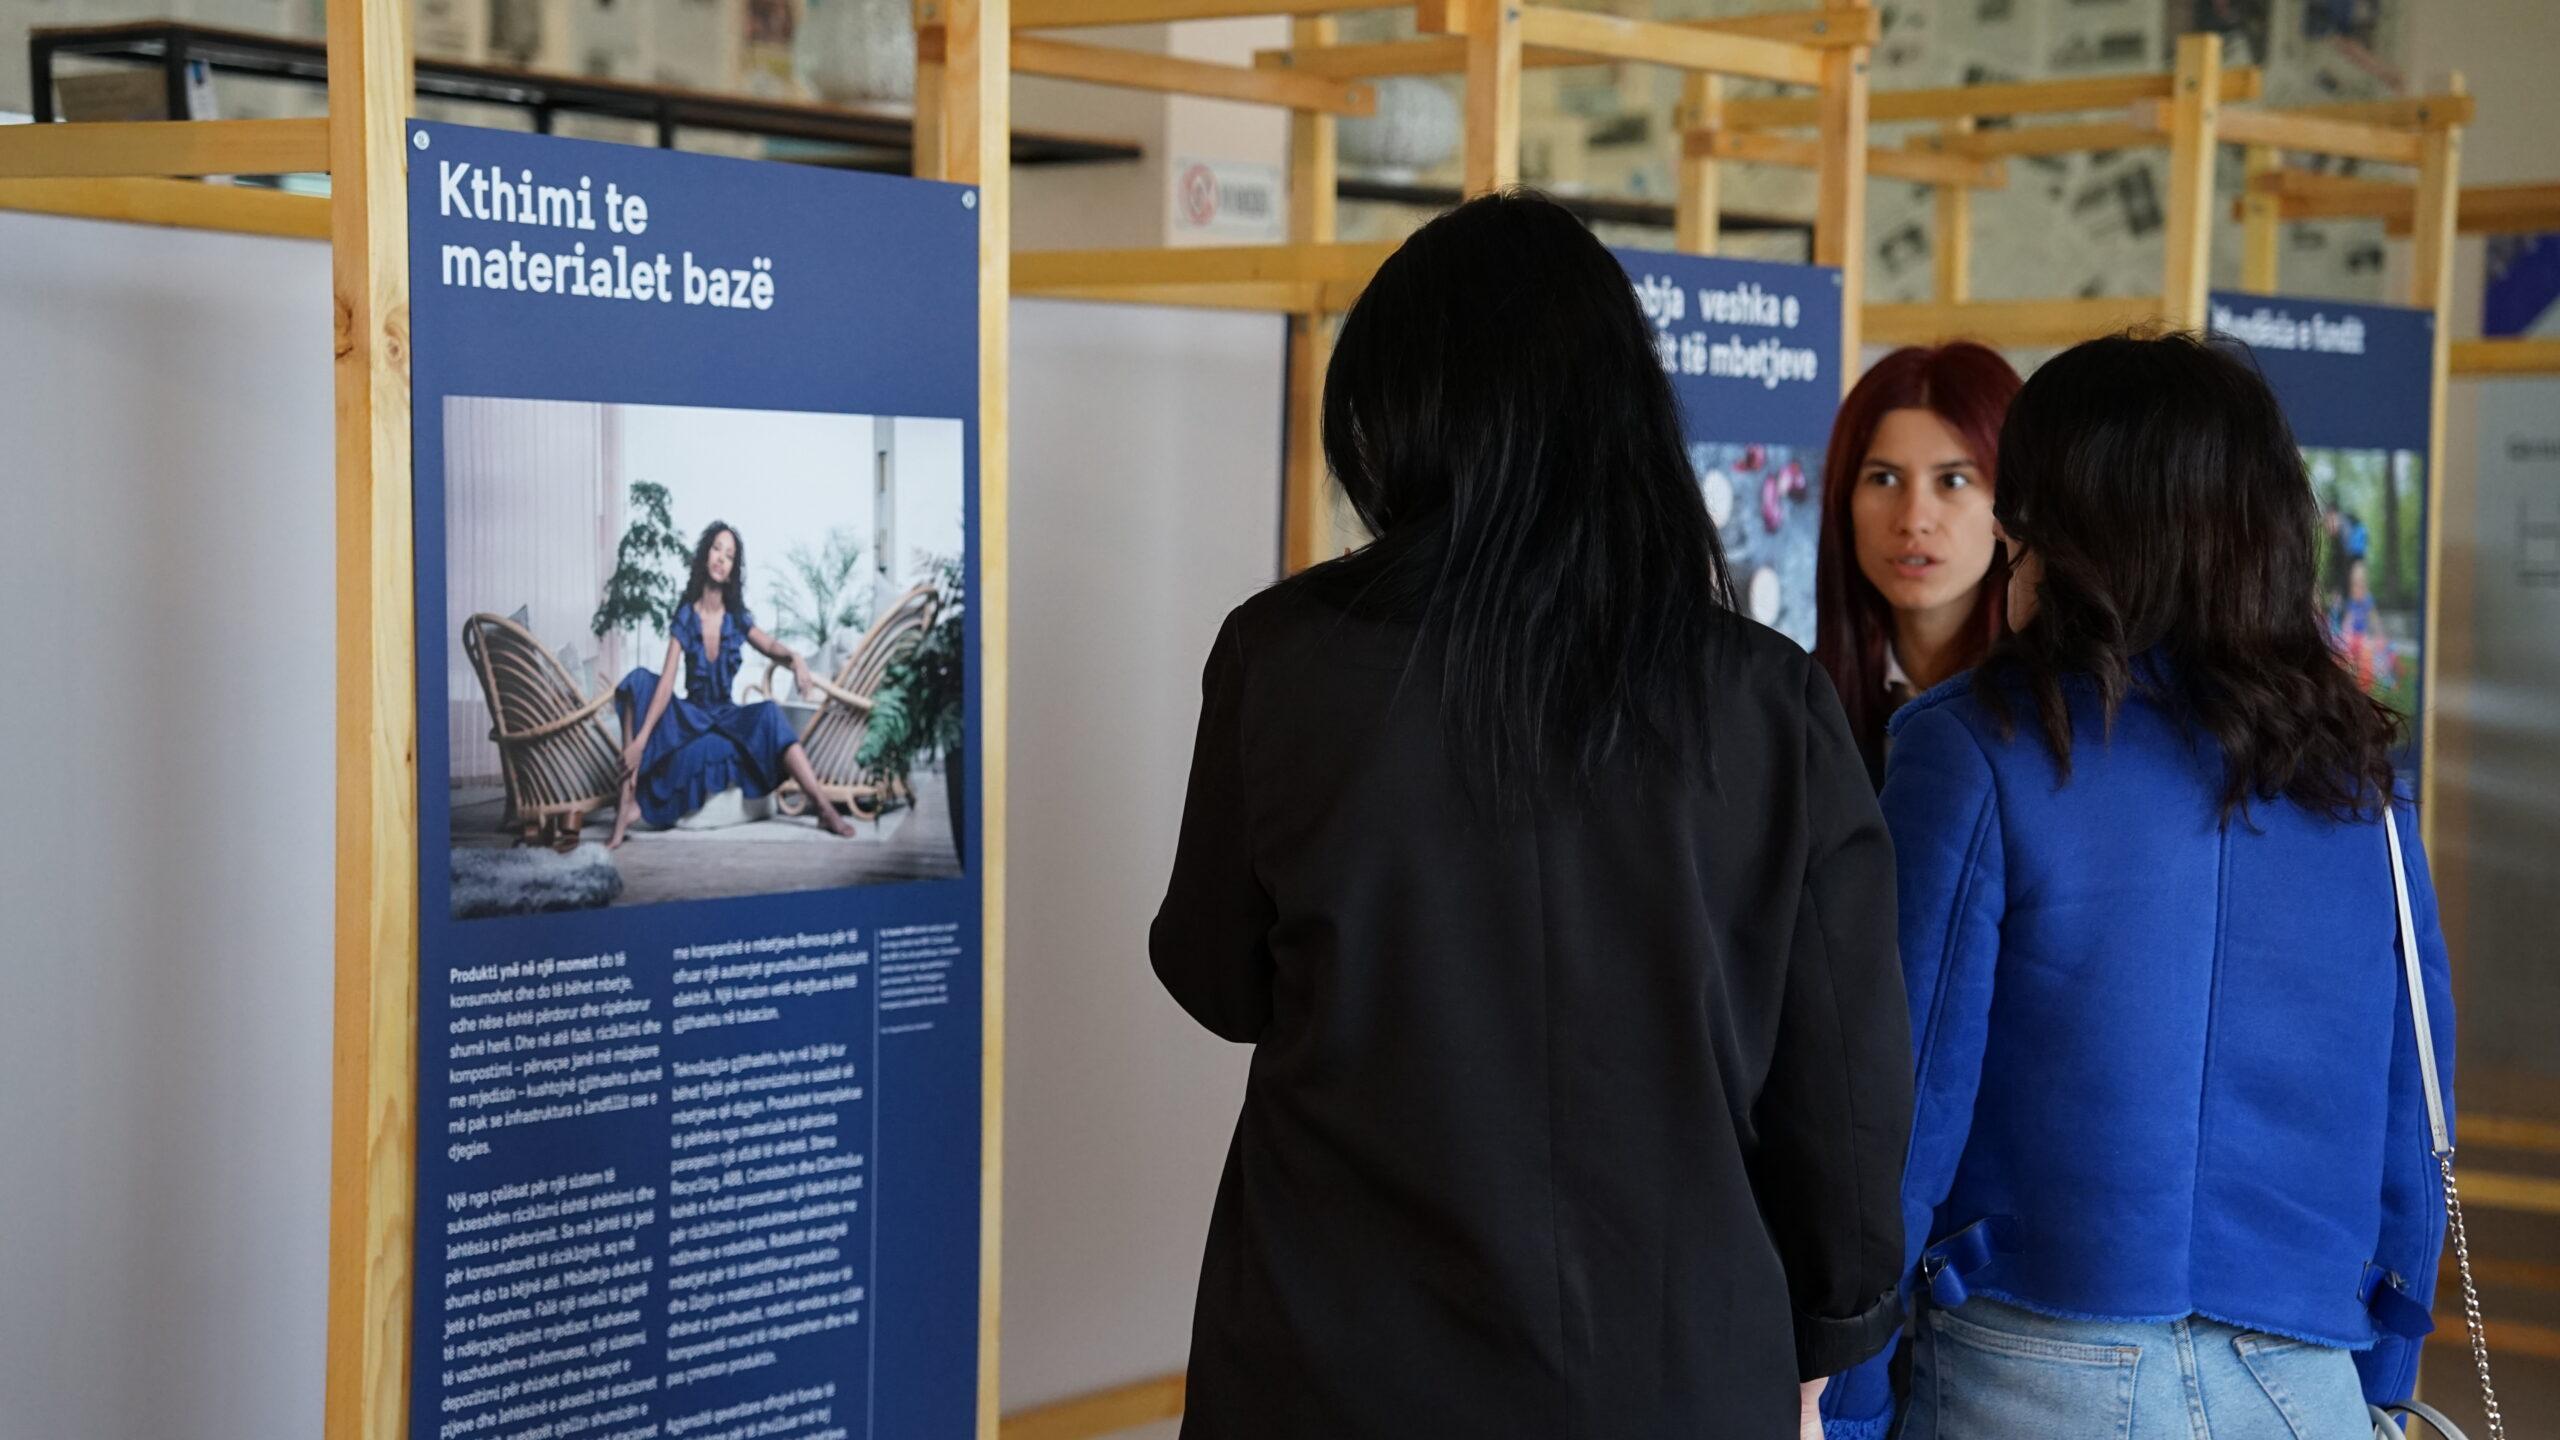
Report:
451,844,624,918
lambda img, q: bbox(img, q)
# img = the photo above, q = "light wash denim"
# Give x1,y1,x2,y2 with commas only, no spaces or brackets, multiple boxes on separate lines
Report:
1901,1297,2371,1440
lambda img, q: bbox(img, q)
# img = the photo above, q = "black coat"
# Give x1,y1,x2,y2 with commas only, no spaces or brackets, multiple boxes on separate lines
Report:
1151,581,1913,1440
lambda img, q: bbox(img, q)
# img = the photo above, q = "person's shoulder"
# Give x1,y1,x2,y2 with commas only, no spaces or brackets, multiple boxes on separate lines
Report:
1888,671,1993,738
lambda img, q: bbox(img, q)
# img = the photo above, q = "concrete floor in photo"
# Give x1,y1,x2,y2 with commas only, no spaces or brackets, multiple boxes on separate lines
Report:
450,769,965,906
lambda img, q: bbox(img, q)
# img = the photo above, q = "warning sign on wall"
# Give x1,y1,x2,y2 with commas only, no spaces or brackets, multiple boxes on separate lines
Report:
1169,156,1285,242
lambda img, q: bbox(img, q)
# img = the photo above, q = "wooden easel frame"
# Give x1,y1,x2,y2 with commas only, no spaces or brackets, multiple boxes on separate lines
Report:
0,0,1015,1433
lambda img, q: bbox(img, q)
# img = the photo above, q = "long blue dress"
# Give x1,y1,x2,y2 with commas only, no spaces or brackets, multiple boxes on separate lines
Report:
615,602,803,827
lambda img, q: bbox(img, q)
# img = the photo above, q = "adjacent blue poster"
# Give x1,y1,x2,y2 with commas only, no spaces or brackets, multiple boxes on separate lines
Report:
1619,249,1844,647
408,121,983,1440
2212,292,2434,773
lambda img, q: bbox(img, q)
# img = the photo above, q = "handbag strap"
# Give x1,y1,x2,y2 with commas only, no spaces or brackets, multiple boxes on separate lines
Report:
2384,810,2450,1158
2384,808,2506,1440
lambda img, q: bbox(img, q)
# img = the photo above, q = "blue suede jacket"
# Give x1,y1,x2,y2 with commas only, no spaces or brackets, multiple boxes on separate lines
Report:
1823,672,2454,1439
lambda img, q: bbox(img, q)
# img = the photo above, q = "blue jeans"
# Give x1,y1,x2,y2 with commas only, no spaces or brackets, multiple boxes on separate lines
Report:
1903,1298,2370,1440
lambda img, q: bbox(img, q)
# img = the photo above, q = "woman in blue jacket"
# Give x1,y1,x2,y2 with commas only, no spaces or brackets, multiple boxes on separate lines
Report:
1825,332,2454,1439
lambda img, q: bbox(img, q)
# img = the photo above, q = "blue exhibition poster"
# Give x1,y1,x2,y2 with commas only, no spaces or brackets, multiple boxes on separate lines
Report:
1619,248,1844,648
2212,291,2435,776
407,121,983,1440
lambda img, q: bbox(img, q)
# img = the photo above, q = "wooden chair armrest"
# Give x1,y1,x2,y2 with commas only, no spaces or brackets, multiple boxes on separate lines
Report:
805,672,876,712
493,686,616,744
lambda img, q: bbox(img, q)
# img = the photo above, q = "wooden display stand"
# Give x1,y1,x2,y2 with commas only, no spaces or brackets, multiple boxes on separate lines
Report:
0,0,1015,1434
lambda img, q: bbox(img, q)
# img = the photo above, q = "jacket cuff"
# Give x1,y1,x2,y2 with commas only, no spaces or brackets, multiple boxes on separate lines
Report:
1797,1288,1904,1381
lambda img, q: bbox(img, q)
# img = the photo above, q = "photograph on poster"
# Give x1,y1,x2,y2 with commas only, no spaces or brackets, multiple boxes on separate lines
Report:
441,394,967,918
2306,446,2423,722
1694,440,1822,648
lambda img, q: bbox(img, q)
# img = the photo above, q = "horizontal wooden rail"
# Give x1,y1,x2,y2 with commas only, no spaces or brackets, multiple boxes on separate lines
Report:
1016,241,1392,293
2460,1169,2560,1217
2463,1113,2560,1155
1917,118,2165,160
1002,33,1373,115
1259,7,1871,78
1724,66,2261,130
1000,1374,1185,1440
1019,278,1330,312
1505,6,1824,86
2252,173,2560,237
1686,130,2005,189
1013,0,1373,23
2453,338,2560,377
1866,295,2166,348
0,117,328,179
0,173,328,237
2148,101,2422,165
2283,93,2474,130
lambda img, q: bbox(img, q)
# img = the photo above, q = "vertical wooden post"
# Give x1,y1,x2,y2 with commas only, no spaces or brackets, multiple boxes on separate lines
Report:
1933,117,1972,303
913,4,948,180
1815,5,1870,387
2240,144,2281,293
320,0,416,1430
2161,32,2222,331
1282,15,1338,575
1673,74,1722,255
1460,0,1521,196
921,0,1008,1433
2408,79,2464,894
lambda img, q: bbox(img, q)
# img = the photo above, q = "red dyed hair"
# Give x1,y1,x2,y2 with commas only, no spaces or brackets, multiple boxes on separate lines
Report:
1812,341,2024,775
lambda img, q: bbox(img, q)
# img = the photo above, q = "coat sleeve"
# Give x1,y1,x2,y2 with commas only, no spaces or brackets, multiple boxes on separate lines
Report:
1148,612,1278,1043
1750,660,1914,1385
1822,701,2007,1440
2358,793,2457,1405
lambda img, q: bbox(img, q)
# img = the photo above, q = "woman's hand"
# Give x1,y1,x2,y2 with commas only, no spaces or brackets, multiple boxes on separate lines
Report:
1799,1378,1826,1440
791,657,819,700
621,737,646,785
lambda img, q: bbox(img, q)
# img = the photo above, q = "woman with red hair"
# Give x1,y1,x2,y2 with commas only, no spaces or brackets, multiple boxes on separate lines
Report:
1813,342,2024,786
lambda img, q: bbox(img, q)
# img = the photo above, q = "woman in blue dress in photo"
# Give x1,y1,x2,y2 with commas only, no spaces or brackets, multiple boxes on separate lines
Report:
608,521,856,848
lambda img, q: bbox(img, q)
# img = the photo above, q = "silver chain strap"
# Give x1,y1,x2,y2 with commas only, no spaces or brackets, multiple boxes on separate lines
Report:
2438,1154,2505,1440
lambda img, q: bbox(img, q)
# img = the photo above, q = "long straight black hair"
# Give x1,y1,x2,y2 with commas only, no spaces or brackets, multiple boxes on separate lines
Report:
1313,191,1734,809
1981,331,2400,819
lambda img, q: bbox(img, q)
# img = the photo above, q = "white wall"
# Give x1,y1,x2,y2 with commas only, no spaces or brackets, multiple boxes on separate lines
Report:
1002,300,1278,1409
0,212,336,1440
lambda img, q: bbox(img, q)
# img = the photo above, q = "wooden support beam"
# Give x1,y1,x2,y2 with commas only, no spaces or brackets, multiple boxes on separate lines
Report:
1687,128,2006,188
2240,145,2281,293
1865,295,2166,348
319,0,415,1439
1508,5,1824,86
1015,0,1370,23
1261,11,1871,79
1008,33,1373,115
1016,241,1392,292
1284,14,1339,577
2451,337,2560,376
0,174,327,238
1000,1375,1187,1440
2282,93,2474,130
1911,118,2165,159
1933,117,1971,303
1458,0,1522,196
1674,74,1723,254
0,117,328,178
1723,65,2261,130
2159,34,2221,332
2408,76,2462,851
1816,12,1870,383
1016,279,1324,310
2254,174,2560,236
2155,100,2423,165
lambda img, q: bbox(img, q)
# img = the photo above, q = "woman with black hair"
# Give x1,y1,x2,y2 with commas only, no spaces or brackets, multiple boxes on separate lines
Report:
609,520,855,846
1150,193,1913,1439
1821,333,2456,1439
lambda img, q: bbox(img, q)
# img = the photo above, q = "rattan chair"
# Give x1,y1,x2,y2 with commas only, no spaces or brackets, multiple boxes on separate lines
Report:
766,583,940,822
461,613,624,851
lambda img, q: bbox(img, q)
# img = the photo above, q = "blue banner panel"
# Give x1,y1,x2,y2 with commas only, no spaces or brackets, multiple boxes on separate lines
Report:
2212,291,2434,774
408,121,983,1440
1618,249,1844,647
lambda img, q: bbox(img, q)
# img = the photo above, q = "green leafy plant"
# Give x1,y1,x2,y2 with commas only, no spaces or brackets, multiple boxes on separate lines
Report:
857,553,966,783
591,480,690,641
770,528,872,670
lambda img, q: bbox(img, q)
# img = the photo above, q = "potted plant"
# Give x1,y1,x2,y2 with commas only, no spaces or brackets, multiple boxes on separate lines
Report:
767,527,870,723
856,554,967,865
591,479,689,663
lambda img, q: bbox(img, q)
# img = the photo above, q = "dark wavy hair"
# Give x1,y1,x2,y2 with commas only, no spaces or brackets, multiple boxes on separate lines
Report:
1308,190,1733,810
1980,331,2399,819
679,521,748,614
1812,342,2021,770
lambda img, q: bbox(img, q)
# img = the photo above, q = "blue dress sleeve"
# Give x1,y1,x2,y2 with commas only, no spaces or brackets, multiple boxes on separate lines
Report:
2357,793,2456,1405
1822,702,2008,1440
